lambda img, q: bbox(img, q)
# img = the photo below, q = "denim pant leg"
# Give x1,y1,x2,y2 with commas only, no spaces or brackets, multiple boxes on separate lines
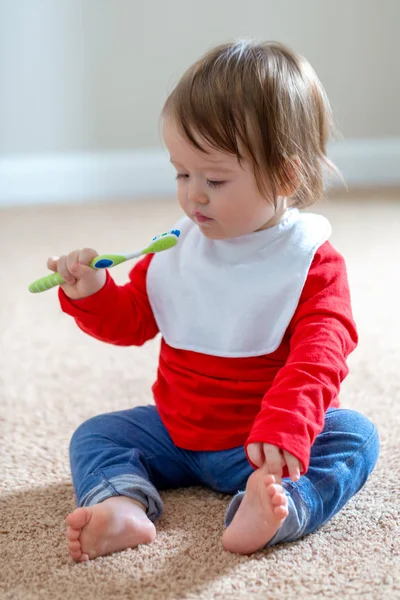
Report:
224,408,380,546
69,405,199,522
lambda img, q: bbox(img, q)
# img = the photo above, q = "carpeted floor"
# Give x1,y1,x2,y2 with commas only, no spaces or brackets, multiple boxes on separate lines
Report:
1,193,399,600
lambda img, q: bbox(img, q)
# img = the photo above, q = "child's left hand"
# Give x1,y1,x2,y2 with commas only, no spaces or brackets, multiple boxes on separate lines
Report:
247,442,302,483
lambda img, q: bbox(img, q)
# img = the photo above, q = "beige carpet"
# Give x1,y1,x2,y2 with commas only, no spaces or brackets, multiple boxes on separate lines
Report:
1,193,399,600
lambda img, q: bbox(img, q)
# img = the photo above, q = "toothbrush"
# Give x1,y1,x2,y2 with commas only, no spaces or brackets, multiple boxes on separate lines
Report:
28,229,180,294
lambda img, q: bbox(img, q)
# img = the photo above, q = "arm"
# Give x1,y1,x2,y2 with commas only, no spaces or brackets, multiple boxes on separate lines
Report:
58,254,159,346
245,241,358,477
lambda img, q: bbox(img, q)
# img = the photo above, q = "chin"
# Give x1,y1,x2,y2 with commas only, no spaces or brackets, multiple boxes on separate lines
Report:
192,219,223,240
199,224,248,240
207,234,228,240
198,229,226,240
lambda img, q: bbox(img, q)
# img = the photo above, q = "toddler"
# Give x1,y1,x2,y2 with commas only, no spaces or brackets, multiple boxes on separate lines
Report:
47,40,380,561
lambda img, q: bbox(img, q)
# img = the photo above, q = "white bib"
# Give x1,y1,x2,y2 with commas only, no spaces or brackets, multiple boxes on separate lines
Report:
147,209,331,358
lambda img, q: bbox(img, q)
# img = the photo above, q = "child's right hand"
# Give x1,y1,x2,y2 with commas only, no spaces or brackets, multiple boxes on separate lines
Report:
47,248,107,300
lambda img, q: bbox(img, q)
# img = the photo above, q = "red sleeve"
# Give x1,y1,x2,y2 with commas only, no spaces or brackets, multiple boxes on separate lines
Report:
58,253,159,346
245,241,358,476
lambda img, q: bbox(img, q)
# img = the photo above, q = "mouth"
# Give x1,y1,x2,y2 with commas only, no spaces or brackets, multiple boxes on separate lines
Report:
193,212,213,223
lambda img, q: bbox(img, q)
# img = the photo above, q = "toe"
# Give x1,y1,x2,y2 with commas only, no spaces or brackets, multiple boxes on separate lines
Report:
271,492,286,506
79,553,89,562
68,540,81,552
66,507,91,530
69,547,83,561
274,505,289,519
263,474,276,486
266,483,282,496
66,526,81,541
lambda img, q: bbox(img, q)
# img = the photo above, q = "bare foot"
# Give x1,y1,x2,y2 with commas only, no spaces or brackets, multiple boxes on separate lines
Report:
66,496,156,562
222,466,289,555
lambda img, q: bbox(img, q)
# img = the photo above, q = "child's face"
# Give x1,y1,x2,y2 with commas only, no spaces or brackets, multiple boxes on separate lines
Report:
163,120,285,240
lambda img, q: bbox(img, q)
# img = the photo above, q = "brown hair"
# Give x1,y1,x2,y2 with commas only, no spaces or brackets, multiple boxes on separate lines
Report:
162,40,339,208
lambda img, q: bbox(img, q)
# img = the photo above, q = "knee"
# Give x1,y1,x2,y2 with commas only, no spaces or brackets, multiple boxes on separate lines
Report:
327,408,380,471
70,413,113,450
358,416,380,476
327,408,376,438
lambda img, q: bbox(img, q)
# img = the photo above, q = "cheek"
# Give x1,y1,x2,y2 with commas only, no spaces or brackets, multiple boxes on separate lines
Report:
235,199,275,230
260,201,276,220
176,185,187,208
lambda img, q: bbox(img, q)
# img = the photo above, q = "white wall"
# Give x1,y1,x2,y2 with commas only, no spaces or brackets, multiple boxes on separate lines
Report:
0,0,399,204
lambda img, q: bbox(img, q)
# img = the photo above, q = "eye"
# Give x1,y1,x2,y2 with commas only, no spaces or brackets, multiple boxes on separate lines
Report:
206,180,225,188
176,173,189,181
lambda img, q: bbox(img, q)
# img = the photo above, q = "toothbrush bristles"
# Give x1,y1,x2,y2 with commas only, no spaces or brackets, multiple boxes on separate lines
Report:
152,229,180,241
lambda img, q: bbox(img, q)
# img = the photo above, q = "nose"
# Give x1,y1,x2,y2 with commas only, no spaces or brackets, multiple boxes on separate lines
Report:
188,180,209,205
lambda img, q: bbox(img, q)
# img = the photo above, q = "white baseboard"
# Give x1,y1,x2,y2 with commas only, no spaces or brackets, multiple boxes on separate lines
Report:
0,149,177,208
327,137,400,188
0,138,399,207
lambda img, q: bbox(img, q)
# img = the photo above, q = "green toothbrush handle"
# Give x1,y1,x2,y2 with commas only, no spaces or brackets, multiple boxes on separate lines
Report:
28,253,127,294
28,272,65,293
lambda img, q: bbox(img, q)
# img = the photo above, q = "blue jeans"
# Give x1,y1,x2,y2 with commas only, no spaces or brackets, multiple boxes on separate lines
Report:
69,405,379,546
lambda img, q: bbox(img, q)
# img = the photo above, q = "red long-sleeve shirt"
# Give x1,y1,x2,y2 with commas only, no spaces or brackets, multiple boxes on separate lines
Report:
59,240,357,476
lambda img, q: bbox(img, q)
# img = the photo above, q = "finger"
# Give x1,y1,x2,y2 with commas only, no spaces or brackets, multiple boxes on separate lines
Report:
247,443,264,468
263,444,284,482
47,256,59,272
57,254,76,285
283,450,301,482
78,247,98,266
66,247,100,280
66,250,81,275
71,248,99,278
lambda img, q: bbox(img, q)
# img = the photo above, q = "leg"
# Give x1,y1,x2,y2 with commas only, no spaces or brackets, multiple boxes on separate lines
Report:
223,408,379,553
67,405,197,561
